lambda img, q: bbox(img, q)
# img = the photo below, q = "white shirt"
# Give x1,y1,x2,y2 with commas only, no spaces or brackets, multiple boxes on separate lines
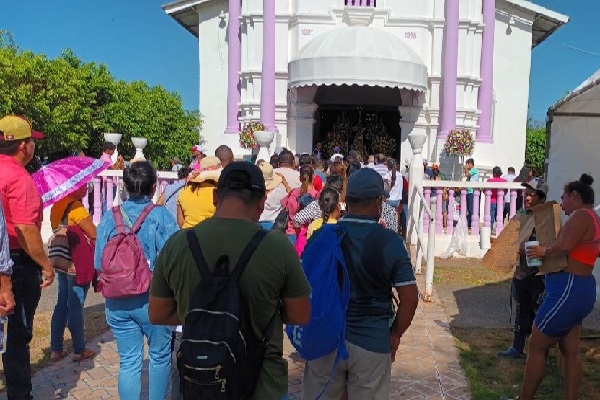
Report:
503,173,517,203
273,167,301,189
373,163,391,180
259,184,287,222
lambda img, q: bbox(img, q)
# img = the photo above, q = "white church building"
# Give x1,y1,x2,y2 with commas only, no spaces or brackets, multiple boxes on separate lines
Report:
163,0,567,174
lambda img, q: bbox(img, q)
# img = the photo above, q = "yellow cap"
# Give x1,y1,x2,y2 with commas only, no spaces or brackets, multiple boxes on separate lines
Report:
0,115,44,141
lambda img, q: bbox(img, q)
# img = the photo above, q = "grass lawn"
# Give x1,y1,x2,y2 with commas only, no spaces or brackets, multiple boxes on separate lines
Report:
433,260,600,400
453,327,600,400
0,305,108,391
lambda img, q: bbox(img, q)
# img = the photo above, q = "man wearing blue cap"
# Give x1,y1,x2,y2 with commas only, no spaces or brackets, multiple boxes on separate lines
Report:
302,168,419,399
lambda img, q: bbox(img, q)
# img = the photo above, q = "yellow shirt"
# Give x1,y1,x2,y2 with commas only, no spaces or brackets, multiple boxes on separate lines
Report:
307,217,338,239
50,197,91,230
177,183,216,228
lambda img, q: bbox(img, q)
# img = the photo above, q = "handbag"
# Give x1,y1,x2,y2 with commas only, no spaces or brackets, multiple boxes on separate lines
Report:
48,202,76,275
67,225,96,286
271,209,289,232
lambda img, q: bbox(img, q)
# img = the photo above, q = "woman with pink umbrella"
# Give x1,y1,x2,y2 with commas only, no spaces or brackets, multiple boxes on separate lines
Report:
33,156,109,362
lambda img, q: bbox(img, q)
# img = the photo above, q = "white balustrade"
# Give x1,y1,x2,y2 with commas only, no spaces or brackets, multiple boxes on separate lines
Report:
421,181,524,237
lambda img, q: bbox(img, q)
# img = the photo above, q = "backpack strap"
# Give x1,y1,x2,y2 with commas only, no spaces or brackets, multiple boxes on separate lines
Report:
164,185,184,205
185,229,213,281
230,229,268,282
60,201,76,226
131,204,157,234
111,206,128,235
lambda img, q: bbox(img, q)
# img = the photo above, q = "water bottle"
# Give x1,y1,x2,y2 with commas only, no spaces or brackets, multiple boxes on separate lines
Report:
0,316,7,354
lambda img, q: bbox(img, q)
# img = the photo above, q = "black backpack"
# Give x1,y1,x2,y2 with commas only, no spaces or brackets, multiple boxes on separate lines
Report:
179,229,277,399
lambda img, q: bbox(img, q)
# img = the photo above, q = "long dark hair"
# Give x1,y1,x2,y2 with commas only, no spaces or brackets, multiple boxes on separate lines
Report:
299,165,314,195
123,161,157,197
319,188,340,224
565,173,595,205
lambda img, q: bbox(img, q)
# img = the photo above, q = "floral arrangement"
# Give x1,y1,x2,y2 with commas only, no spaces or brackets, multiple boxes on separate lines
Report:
239,122,266,149
371,135,397,156
442,129,475,157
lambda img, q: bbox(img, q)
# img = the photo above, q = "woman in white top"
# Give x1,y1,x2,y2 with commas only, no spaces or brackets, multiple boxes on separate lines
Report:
258,161,291,230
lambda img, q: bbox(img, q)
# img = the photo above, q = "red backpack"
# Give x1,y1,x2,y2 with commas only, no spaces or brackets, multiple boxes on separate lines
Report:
98,204,156,299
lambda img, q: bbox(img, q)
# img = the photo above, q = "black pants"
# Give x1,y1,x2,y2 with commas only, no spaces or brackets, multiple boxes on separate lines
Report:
3,252,42,400
512,275,545,353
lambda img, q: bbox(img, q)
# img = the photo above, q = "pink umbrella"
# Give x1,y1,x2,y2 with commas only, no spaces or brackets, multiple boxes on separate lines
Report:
33,156,110,208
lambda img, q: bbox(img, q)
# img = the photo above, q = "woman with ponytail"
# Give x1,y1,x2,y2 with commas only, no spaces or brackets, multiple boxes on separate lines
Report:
307,188,340,239
505,174,599,400
281,165,318,254
95,161,178,400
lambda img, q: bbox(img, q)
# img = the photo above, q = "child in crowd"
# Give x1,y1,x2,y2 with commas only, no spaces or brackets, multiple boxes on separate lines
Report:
307,188,341,239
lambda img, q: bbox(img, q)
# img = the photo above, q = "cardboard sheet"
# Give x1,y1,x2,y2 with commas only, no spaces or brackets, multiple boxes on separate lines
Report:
482,213,534,272
532,202,568,274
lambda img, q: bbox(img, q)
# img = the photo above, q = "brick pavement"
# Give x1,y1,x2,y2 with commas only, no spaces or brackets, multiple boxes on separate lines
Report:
1,277,471,400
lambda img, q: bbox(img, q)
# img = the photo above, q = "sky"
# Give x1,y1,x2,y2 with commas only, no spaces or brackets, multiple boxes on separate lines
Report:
1,0,598,122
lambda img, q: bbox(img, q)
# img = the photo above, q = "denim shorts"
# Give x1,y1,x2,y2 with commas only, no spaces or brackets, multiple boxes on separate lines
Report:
534,271,596,337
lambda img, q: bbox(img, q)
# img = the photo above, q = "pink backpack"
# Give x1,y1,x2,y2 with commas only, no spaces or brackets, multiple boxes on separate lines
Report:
98,204,156,299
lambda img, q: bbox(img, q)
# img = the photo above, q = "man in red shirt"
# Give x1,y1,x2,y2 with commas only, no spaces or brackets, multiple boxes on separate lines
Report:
487,166,508,228
0,115,55,400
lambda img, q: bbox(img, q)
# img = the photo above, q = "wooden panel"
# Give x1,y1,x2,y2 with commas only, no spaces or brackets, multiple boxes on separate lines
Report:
532,201,568,274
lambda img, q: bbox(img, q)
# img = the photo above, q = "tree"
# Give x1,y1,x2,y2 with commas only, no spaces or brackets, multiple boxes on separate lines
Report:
525,119,546,174
0,33,202,169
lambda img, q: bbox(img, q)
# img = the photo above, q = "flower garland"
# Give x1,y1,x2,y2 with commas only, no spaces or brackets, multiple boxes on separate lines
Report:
239,122,266,149
442,129,475,157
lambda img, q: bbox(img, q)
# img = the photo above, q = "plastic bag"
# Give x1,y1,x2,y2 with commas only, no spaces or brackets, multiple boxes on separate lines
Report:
439,217,468,259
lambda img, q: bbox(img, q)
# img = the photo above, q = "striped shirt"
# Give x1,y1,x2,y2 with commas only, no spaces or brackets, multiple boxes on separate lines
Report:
0,202,14,275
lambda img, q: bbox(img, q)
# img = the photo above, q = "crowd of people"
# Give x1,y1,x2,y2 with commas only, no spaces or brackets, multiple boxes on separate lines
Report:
0,113,598,400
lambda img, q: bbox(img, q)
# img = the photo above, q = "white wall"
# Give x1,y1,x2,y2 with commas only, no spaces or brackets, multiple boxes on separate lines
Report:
198,1,229,154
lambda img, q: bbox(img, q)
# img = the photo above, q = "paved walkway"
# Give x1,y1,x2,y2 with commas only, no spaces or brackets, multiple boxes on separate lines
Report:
2,276,470,400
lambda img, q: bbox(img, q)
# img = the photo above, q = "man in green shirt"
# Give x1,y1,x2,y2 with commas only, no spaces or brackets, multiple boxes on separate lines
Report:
149,161,311,400
464,158,480,229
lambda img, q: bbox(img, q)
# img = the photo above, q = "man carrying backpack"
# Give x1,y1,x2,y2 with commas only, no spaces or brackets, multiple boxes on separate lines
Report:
301,168,419,400
149,161,311,400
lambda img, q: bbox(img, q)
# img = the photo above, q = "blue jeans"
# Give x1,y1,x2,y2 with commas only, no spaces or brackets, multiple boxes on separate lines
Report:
105,293,172,400
51,272,89,354
287,233,297,245
490,203,497,227
259,221,274,230
466,193,474,228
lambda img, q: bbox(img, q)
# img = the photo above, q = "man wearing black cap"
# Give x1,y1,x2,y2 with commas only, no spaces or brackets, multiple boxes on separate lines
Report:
302,168,419,400
497,178,548,360
149,161,311,400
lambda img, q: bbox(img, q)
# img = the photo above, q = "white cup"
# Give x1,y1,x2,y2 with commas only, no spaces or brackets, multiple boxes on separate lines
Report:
524,240,542,267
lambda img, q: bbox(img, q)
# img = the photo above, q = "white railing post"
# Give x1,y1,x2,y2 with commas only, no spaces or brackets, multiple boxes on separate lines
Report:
407,131,427,245
424,204,436,302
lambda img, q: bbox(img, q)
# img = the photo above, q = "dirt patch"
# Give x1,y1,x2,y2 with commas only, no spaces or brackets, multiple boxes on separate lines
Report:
433,259,513,286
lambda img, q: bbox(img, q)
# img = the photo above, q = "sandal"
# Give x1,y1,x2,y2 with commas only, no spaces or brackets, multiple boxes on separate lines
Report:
51,350,69,362
73,348,96,362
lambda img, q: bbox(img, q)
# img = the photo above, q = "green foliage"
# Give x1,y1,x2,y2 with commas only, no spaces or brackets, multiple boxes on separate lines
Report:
0,34,202,170
525,121,546,174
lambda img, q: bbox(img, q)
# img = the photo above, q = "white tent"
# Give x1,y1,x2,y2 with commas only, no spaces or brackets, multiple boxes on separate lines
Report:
546,69,600,208
546,70,600,294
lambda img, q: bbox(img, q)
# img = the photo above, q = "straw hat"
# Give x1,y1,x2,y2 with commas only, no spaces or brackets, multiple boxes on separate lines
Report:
190,156,222,183
258,161,282,191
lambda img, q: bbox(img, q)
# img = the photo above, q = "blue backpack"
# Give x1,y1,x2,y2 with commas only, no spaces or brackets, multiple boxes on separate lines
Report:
286,223,351,363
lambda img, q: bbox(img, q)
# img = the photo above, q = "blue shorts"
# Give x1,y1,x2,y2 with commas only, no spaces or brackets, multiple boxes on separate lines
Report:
534,271,596,337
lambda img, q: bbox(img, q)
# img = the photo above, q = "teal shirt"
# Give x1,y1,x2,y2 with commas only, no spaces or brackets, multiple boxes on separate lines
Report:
467,167,480,194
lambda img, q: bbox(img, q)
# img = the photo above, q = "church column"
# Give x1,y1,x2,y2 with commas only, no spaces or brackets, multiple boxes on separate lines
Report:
477,0,495,143
260,0,278,132
438,0,459,139
224,0,242,135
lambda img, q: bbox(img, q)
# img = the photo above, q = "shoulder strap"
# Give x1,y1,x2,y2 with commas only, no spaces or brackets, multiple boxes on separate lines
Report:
111,206,127,234
60,201,76,226
164,185,184,205
185,229,212,281
131,204,157,233
230,230,268,281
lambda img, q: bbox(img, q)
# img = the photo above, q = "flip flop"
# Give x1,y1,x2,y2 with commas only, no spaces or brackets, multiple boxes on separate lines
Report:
50,350,69,362
73,348,96,362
